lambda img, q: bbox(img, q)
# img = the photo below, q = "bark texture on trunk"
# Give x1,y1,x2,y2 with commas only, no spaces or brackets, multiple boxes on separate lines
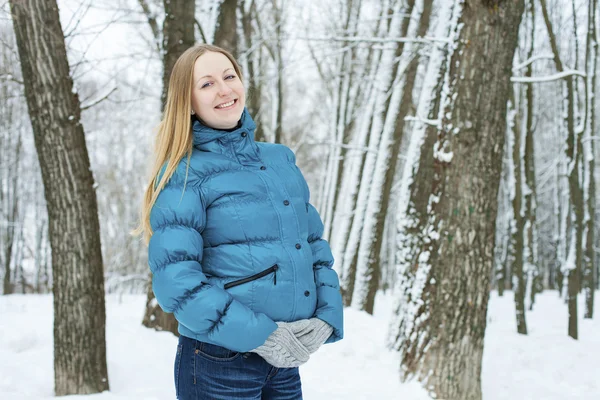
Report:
214,0,238,57
9,0,109,395
160,0,196,111
510,89,528,334
583,0,597,319
394,0,524,398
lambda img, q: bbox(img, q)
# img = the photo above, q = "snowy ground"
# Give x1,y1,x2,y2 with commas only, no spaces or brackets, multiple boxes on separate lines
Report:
0,291,598,399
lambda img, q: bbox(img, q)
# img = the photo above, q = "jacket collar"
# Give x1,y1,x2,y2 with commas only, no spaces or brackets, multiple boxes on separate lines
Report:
192,107,261,163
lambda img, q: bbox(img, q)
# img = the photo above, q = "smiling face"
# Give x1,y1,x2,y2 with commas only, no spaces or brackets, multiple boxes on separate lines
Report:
191,51,245,130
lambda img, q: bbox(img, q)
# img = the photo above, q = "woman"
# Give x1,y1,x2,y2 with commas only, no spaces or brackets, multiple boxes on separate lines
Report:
136,44,343,399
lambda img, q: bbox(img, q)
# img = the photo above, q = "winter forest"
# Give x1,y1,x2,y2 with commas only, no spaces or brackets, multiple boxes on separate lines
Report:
1,0,599,399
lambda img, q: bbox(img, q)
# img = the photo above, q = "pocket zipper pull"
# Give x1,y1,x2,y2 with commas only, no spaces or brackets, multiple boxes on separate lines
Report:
273,265,278,285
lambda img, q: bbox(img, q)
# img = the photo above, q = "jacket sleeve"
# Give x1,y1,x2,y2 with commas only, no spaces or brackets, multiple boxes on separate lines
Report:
306,202,344,343
148,178,277,352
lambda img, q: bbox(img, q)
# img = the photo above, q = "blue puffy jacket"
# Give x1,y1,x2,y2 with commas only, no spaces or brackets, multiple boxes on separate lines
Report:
148,108,343,352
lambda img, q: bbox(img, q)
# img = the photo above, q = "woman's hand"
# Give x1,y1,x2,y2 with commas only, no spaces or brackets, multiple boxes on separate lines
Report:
289,318,333,353
251,322,311,368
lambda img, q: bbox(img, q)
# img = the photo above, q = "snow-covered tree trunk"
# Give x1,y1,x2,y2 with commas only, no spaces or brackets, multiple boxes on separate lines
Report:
522,0,539,310
320,0,363,237
390,0,524,398
343,1,411,308
9,0,109,394
351,0,433,314
540,0,582,339
509,86,528,334
0,53,23,295
328,1,389,299
583,0,597,319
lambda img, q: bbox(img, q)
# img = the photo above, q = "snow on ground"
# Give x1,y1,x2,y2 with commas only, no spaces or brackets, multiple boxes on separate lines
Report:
0,291,598,399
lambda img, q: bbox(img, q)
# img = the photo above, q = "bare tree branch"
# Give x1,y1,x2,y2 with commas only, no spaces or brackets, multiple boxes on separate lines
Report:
137,0,160,52
195,19,208,44
81,86,118,111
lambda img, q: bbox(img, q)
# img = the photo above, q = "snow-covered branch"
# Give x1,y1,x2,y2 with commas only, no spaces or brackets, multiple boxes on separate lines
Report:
511,69,586,83
404,115,441,126
301,141,378,154
512,54,555,72
287,35,452,45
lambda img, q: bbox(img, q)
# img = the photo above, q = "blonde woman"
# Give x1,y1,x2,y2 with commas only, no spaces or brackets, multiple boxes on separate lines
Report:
136,44,343,399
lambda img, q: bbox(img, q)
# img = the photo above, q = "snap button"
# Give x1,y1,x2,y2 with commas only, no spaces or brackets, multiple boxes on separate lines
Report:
241,132,247,137
260,166,266,170
283,200,290,206
295,243,302,249
304,291,310,297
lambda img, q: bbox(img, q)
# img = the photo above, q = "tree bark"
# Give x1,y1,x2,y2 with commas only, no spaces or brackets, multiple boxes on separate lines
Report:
9,0,109,395
214,0,239,57
509,87,528,334
523,0,539,310
393,0,524,398
160,0,196,111
583,0,597,319
143,0,195,336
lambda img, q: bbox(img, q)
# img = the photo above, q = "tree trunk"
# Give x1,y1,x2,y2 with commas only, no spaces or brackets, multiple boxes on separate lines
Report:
9,0,109,395
510,87,528,334
240,1,264,140
343,1,408,307
583,0,597,319
392,0,524,398
523,0,539,310
352,0,433,314
144,0,195,336
332,1,389,304
160,0,195,111
540,0,582,339
321,0,362,236
214,0,238,57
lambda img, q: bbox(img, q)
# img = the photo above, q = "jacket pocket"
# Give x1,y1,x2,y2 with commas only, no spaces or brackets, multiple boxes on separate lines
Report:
224,264,278,289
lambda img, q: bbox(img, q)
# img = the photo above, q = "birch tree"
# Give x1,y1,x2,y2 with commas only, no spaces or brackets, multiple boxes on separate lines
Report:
9,0,109,394
391,0,524,398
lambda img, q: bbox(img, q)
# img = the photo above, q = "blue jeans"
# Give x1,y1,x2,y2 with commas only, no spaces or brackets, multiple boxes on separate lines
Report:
174,335,303,399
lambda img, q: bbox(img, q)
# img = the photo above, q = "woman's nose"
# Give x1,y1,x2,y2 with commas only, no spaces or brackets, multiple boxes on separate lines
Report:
217,81,233,96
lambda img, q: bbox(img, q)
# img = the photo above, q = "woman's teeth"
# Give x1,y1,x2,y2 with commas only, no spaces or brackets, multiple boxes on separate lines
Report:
216,100,235,109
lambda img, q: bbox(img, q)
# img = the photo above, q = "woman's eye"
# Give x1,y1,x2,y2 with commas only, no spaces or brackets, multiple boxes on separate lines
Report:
225,75,235,80
201,82,212,88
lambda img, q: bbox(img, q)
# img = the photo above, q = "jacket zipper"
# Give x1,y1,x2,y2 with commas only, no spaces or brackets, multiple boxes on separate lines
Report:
224,264,278,289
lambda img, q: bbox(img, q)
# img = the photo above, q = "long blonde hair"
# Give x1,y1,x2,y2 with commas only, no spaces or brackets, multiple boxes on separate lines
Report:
133,44,243,244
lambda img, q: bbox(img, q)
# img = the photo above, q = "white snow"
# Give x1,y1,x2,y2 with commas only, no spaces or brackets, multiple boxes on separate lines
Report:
1,291,598,399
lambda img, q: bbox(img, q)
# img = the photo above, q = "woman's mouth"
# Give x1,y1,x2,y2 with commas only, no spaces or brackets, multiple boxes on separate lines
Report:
215,99,237,110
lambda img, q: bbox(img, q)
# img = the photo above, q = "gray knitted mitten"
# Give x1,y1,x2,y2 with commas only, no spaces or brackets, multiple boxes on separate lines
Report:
292,318,333,353
251,322,310,368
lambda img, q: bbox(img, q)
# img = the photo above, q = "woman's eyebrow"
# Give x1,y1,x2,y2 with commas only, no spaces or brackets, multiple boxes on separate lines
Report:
196,68,234,84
